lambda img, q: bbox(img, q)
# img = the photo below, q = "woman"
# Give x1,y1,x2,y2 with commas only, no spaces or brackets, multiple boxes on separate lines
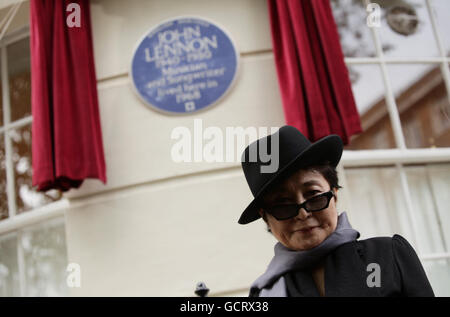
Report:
239,125,434,297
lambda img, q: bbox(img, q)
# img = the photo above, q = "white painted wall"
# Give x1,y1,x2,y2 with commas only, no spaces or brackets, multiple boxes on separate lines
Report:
64,0,288,296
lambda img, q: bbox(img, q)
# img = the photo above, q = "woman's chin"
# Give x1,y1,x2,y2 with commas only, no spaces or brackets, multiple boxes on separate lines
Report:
289,232,326,251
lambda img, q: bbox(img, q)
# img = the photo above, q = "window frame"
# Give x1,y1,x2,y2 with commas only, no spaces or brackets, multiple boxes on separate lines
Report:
0,25,68,296
340,0,450,262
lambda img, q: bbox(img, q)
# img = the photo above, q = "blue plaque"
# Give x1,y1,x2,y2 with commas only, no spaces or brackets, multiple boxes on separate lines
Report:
131,17,239,114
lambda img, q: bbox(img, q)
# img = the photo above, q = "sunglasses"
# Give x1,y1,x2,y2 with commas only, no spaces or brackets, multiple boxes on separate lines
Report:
262,190,335,221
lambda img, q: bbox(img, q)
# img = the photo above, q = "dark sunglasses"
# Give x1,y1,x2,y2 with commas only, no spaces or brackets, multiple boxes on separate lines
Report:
262,190,335,221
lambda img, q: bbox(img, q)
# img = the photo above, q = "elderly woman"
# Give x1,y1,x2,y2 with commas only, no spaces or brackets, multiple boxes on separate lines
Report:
239,125,434,297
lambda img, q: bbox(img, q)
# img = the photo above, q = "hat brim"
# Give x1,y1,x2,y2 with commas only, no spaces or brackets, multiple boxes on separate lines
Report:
238,134,343,225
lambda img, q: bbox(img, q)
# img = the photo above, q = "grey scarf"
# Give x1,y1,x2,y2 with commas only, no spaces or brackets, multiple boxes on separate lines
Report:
250,212,360,297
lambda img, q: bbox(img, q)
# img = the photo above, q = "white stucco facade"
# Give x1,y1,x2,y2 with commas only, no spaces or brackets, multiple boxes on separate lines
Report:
63,0,293,297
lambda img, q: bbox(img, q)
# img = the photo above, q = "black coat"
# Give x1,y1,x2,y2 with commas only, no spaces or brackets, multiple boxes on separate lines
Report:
250,234,434,297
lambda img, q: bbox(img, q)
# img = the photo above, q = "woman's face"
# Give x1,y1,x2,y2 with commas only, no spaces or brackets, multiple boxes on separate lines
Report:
259,168,339,251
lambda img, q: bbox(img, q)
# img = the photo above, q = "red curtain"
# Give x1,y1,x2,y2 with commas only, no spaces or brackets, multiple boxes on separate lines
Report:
30,0,106,192
268,0,362,144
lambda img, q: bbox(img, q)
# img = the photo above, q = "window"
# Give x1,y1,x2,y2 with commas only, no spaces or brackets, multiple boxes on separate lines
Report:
1,35,63,217
0,217,68,296
0,22,68,295
332,0,450,296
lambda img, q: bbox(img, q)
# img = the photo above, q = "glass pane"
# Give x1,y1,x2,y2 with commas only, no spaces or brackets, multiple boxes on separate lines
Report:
1,134,7,220
9,125,62,214
376,0,440,57
330,0,376,57
404,164,447,254
0,68,3,126
7,37,31,122
423,259,450,297
407,163,450,253
344,166,416,244
346,164,449,255
387,64,450,148
21,217,69,296
345,64,396,149
431,0,450,57
0,233,20,296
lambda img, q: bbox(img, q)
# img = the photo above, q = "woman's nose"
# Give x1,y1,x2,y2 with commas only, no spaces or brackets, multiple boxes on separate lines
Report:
296,207,311,220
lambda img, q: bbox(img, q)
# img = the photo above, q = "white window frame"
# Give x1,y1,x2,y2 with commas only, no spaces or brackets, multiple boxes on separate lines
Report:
340,0,450,262
0,25,68,296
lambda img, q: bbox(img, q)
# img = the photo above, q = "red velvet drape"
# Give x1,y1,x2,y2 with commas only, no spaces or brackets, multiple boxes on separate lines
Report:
30,0,106,191
268,0,362,144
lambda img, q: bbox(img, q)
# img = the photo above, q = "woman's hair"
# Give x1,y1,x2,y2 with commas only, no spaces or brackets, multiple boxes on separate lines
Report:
261,160,342,233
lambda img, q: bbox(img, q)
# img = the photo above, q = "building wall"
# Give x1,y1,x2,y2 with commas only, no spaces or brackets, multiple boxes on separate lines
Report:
0,0,353,297
9,0,448,297
63,0,297,296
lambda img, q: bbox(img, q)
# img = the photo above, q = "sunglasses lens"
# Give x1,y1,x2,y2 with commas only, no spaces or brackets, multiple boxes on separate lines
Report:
264,192,333,220
305,195,329,211
268,205,299,220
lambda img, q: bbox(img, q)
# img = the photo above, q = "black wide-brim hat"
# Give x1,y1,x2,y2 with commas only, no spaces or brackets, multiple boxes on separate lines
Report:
239,125,343,224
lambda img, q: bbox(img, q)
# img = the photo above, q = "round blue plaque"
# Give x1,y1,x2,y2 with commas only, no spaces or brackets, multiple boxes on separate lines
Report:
131,17,239,114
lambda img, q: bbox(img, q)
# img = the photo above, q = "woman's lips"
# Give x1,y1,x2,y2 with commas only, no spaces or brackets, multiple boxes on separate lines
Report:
295,226,319,233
